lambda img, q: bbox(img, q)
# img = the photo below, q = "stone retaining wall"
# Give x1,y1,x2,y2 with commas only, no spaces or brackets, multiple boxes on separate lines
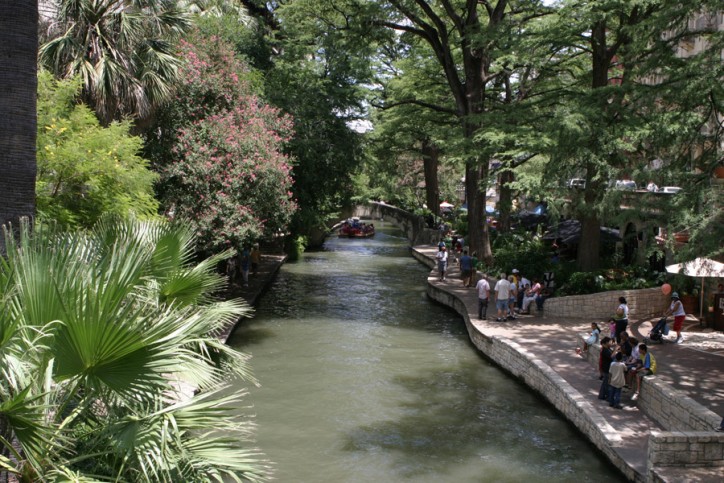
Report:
545,287,669,320
416,258,639,481
648,431,724,468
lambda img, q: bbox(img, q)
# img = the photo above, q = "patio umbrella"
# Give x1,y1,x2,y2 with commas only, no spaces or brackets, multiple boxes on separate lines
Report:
665,257,724,318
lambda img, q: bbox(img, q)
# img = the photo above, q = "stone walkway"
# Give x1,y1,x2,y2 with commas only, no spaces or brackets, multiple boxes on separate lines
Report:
413,244,724,482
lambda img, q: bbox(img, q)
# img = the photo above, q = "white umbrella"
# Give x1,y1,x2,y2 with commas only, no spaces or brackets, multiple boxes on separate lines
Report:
666,257,724,318
439,201,454,208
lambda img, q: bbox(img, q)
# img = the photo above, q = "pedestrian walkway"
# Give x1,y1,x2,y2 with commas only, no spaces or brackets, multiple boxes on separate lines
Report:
414,244,724,482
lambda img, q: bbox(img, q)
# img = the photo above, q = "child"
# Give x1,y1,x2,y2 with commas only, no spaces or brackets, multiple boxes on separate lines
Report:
630,344,656,401
576,322,601,355
608,318,616,339
608,352,627,409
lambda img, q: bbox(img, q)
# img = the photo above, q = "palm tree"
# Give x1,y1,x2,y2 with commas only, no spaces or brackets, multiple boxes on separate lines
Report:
0,217,268,481
0,1,38,254
39,0,190,125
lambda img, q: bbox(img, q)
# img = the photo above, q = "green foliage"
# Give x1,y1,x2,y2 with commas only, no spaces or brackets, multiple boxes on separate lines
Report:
557,267,660,296
147,32,297,255
287,235,308,262
36,71,159,228
0,217,267,481
490,232,552,280
39,0,190,123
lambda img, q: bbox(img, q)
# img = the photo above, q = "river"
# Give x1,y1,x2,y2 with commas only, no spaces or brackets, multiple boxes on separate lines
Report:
227,221,622,482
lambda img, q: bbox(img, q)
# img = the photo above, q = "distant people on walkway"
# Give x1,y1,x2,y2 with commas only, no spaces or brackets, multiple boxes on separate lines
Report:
250,243,261,276
516,272,530,309
629,343,656,401
507,275,518,320
459,248,473,287
598,337,614,400
476,273,490,320
608,352,627,409
577,322,601,355
239,246,251,287
535,287,551,312
470,251,479,287
436,245,448,281
521,278,542,314
494,273,511,322
664,292,686,343
614,297,629,343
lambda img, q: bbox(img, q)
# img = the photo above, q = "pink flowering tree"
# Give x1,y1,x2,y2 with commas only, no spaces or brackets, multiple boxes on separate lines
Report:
151,33,297,254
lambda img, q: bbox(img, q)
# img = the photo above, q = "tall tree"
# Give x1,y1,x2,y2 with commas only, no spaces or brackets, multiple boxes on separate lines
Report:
0,0,38,254
39,0,190,125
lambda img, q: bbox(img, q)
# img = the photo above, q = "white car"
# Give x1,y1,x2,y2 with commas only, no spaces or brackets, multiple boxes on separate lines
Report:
658,186,682,194
614,180,637,191
568,178,586,189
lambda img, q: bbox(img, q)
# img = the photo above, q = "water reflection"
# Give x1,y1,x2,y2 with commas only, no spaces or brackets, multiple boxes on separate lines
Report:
227,221,622,482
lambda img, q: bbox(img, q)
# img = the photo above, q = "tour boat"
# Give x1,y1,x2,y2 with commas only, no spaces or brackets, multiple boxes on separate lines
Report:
338,218,375,238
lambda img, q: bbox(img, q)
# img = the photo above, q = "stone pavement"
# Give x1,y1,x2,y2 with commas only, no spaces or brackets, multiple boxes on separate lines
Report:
414,244,724,481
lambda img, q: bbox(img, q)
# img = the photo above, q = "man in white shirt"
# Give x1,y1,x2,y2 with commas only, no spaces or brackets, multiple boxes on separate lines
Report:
494,273,511,322
517,272,531,309
475,274,490,320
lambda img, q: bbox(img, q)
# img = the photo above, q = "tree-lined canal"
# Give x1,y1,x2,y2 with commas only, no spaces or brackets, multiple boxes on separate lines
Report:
227,222,621,482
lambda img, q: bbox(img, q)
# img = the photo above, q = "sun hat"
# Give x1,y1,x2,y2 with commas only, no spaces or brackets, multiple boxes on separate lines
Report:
671,292,679,299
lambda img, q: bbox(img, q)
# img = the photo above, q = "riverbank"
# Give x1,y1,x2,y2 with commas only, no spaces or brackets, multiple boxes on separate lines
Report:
412,244,724,482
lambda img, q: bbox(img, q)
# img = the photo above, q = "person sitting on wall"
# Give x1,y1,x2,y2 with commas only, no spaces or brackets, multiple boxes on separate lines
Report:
535,287,552,312
521,279,542,314
629,343,656,401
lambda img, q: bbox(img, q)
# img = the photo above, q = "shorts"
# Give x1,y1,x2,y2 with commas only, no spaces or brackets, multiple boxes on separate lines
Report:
509,297,516,304
461,269,472,278
673,315,685,332
496,300,508,311
636,368,653,378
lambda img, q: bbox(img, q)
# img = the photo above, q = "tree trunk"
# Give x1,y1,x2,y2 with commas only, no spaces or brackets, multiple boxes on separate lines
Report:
497,170,514,233
576,19,611,271
421,139,440,218
0,0,38,253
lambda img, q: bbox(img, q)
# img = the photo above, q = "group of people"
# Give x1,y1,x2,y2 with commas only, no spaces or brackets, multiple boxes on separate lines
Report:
472,270,550,322
581,290,689,408
593,329,656,407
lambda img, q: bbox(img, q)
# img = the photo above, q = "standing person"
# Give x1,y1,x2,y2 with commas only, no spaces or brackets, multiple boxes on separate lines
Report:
517,272,530,309
239,246,251,287
608,352,627,409
459,248,473,287
664,292,686,343
475,273,490,320
614,297,629,343
250,243,261,277
494,273,511,322
435,244,448,281
507,275,518,320
469,251,479,287
598,337,614,400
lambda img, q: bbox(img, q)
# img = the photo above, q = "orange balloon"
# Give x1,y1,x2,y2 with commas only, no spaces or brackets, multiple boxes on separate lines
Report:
661,283,672,295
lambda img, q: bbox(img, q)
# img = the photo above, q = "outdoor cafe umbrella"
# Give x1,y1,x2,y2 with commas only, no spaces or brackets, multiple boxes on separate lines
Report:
665,257,724,318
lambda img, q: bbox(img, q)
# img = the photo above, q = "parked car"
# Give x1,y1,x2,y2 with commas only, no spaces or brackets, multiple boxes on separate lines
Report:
613,180,637,191
568,178,586,189
658,186,682,194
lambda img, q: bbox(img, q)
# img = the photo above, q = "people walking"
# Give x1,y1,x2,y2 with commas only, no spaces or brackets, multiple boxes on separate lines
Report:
664,292,686,343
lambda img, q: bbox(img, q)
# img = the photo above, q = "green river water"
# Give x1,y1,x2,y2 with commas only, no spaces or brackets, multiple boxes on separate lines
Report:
227,221,623,482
